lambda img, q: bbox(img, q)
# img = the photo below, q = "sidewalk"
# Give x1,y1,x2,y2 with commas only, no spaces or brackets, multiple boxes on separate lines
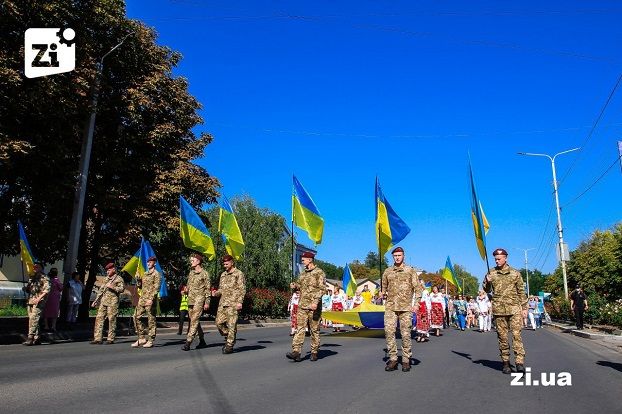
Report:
0,316,290,345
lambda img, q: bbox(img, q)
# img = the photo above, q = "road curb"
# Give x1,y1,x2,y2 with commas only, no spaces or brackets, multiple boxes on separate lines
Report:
546,321,622,340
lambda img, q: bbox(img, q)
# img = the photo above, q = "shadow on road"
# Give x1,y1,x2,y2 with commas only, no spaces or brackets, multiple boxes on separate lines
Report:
320,343,342,347
158,339,186,347
234,345,266,353
300,349,338,361
257,340,273,344
596,360,622,373
451,350,504,371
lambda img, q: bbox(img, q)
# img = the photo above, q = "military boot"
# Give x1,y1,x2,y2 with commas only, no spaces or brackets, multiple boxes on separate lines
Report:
516,363,526,373
196,339,208,349
90,340,103,345
222,346,233,354
182,341,191,351
310,353,318,362
402,361,411,372
385,360,398,372
286,351,302,362
502,361,512,374
22,337,34,346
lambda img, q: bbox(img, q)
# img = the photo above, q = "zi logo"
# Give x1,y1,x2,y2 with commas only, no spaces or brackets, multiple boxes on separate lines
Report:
24,28,76,78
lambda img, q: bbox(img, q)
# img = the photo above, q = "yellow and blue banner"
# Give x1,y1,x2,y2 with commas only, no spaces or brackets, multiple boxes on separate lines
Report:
342,264,357,297
442,256,461,292
292,175,324,244
468,158,490,260
375,177,411,256
323,302,386,329
180,195,215,260
140,239,168,298
218,196,245,260
18,221,36,276
121,245,141,276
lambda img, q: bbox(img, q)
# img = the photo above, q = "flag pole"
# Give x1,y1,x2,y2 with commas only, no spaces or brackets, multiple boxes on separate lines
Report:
291,181,295,282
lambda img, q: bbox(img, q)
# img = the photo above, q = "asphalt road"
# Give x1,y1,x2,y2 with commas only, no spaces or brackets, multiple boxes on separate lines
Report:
1,325,621,413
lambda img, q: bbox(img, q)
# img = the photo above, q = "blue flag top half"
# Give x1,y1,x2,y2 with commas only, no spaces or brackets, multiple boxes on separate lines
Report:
179,195,216,260
468,157,490,261
18,220,36,276
292,175,324,245
342,263,358,297
375,177,411,256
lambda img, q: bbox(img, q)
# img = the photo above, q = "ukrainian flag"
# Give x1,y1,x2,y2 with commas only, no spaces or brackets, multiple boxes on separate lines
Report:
121,245,141,276
180,195,215,260
342,264,357,297
292,175,324,244
468,158,490,260
18,221,36,276
218,196,245,260
375,177,411,256
442,256,461,292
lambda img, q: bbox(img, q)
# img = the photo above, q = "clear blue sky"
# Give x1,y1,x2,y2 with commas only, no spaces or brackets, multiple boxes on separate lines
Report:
127,1,622,280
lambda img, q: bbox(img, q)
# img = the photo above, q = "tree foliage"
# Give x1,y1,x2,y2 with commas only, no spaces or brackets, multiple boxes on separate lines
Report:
0,1,219,317
315,259,343,281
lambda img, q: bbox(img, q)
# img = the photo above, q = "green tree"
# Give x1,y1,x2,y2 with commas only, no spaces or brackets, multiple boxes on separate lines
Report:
364,251,388,270
519,269,547,296
0,1,219,318
315,260,343,281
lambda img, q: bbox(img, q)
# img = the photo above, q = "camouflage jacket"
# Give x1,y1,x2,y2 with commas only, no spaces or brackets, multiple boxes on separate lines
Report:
138,268,161,305
99,273,125,307
293,266,326,310
483,264,527,315
26,272,50,306
382,264,422,311
187,267,211,307
217,267,246,307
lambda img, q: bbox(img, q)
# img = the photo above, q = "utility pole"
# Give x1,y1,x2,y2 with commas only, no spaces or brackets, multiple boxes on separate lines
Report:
518,147,580,300
517,248,535,296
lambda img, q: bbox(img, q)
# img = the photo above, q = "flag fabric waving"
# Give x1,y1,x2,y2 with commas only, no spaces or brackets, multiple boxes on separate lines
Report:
442,256,461,292
140,239,168,298
121,245,141,276
18,221,36,276
292,175,324,244
342,264,357,297
375,177,411,256
179,195,215,260
218,196,245,260
468,158,490,260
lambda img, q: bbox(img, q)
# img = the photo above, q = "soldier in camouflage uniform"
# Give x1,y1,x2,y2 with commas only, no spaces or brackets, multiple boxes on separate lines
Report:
132,256,161,348
23,263,50,346
382,247,423,372
286,251,326,362
182,253,211,351
91,262,125,344
213,254,246,354
483,248,528,374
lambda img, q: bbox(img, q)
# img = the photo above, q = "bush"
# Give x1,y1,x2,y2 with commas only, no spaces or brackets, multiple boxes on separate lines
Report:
0,305,28,316
546,294,622,328
242,288,289,319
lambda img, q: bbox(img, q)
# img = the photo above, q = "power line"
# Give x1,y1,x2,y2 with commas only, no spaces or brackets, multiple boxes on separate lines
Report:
562,154,622,208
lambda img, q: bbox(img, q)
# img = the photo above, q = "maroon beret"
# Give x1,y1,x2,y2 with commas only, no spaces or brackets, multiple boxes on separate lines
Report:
492,248,508,256
391,246,404,254
190,253,203,262
104,262,115,270
222,254,234,263
147,256,157,262
301,251,315,259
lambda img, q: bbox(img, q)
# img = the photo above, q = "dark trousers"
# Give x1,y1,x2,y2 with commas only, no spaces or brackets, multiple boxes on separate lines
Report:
178,309,189,334
574,308,585,329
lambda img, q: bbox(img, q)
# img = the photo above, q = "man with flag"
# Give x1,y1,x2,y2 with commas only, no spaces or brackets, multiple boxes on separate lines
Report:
483,248,528,374
132,256,161,349
182,253,211,351
286,251,326,362
22,263,50,346
381,247,423,372
213,254,246,354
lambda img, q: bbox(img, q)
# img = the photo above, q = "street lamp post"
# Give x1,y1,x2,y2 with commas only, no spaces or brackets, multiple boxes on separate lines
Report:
517,147,580,300
517,248,535,297
62,34,133,281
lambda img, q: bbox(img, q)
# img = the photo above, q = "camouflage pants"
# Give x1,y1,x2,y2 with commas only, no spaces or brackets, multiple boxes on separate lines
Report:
134,302,157,341
292,307,322,354
384,310,413,362
27,304,44,338
94,302,119,341
216,305,239,347
186,304,205,343
495,314,525,363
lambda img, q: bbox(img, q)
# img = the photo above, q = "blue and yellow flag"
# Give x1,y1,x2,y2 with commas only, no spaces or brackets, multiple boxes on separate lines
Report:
218,196,245,260
342,264,357,297
18,221,36,276
180,195,215,260
121,245,141,276
442,256,461,292
375,177,411,256
292,175,324,244
140,239,168,298
468,158,490,260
